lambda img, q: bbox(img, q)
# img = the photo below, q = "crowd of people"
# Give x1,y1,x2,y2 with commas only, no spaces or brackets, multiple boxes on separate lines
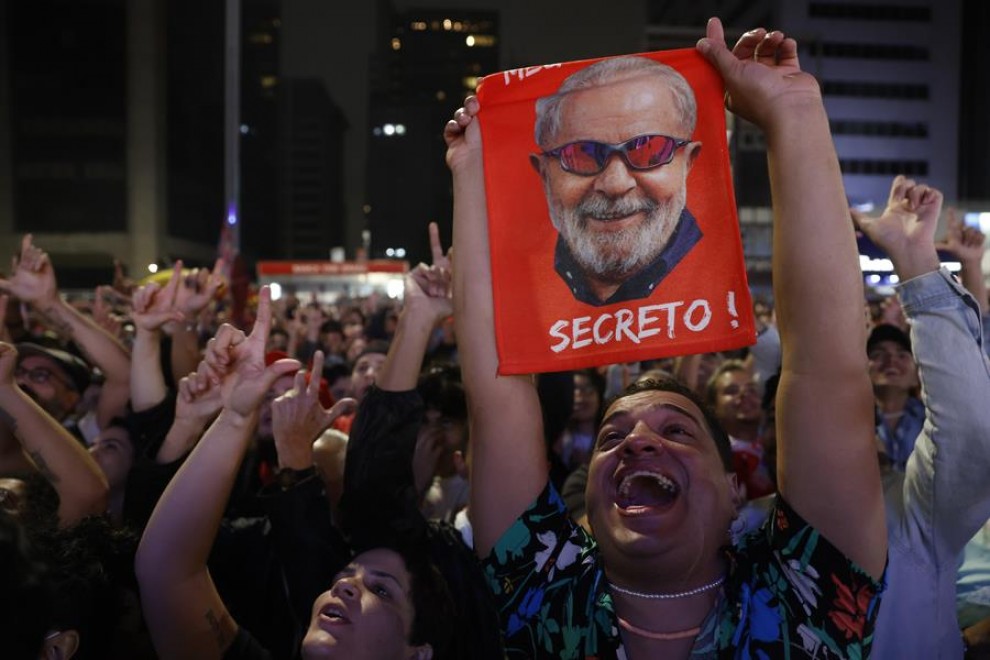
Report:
2,17,990,659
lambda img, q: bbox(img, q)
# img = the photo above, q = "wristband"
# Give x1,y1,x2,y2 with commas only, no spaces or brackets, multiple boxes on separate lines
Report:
275,465,317,491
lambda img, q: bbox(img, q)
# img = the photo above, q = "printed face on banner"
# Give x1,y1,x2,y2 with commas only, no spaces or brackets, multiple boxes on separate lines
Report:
477,50,755,375
530,60,702,307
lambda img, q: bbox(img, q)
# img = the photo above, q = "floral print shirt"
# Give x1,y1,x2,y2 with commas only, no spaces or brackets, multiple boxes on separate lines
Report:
483,484,884,659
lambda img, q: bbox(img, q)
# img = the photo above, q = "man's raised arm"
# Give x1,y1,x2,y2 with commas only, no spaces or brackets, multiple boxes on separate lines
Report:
445,98,549,557
0,342,108,526
698,20,885,578
0,235,132,427
854,177,990,551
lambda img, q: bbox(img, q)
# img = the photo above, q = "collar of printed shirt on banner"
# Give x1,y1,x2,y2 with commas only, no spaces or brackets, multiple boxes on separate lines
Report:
476,48,756,375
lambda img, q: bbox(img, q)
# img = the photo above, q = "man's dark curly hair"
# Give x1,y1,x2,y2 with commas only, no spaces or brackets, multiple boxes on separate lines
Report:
32,516,140,660
0,509,52,658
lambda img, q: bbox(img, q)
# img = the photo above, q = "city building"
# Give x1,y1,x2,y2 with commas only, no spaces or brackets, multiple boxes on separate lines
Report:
278,78,348,259
364,4,499,266
0,0,296,287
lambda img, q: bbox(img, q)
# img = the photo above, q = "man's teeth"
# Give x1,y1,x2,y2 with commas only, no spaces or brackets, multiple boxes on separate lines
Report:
618,470,678,498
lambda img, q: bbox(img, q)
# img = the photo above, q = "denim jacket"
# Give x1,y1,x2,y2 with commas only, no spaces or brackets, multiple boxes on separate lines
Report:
871,267,990,658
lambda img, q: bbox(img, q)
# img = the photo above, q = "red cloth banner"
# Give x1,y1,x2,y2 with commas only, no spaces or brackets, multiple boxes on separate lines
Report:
476,48,755,375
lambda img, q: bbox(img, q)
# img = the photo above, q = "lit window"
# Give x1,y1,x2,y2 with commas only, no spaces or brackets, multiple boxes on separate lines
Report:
391,37,401,50
466,34,496,47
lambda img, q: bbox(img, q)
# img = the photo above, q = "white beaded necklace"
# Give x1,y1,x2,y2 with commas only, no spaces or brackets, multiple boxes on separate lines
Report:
608,575,725,600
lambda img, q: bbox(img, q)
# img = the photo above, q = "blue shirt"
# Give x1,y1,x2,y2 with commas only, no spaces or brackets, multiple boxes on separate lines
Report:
874,396,925,472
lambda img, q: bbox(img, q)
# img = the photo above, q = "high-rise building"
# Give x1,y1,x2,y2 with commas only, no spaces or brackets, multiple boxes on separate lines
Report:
646,0,978,286
1,0,132,287
780,0,963,208
958,0,990,203
240,0,281,260
0,0,290,287
365,5,499,265
166,0,283,263
278,79,348,259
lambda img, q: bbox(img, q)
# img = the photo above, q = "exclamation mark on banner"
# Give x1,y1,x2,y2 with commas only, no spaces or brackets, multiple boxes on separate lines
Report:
727,291,739,329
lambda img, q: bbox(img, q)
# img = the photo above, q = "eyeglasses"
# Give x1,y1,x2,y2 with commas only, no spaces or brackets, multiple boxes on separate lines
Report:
541,134,690,176
0,487,21,512
15,366,70,388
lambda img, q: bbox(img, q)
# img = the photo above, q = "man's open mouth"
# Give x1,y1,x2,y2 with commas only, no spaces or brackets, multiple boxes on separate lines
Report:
615,469,680,513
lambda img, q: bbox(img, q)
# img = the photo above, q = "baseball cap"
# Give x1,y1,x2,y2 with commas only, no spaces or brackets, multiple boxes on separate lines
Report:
866,324,911,355
16,343,93,393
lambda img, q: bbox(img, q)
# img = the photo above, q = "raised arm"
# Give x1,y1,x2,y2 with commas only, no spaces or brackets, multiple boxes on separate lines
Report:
379,222,452,391
0,235,132,427
135,287,302,659
446,98,548,557
155,363,223,464
130,268,186,412
854,177,990,552
937,207,988,315
339,222,455,527
699,20,885,577
0,343,108,526
168,261,225,383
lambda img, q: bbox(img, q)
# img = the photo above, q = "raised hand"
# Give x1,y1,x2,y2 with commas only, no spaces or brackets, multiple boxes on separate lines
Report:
0,235,59,308
203,286,301,419
696,18,821,130
174,259,225,318
131,264,186,332
272,350,356,470
404,222,453,323
112,259,136,296
851,175,943,279
444,95,482,172
175,362,224,428
937,208,986,265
